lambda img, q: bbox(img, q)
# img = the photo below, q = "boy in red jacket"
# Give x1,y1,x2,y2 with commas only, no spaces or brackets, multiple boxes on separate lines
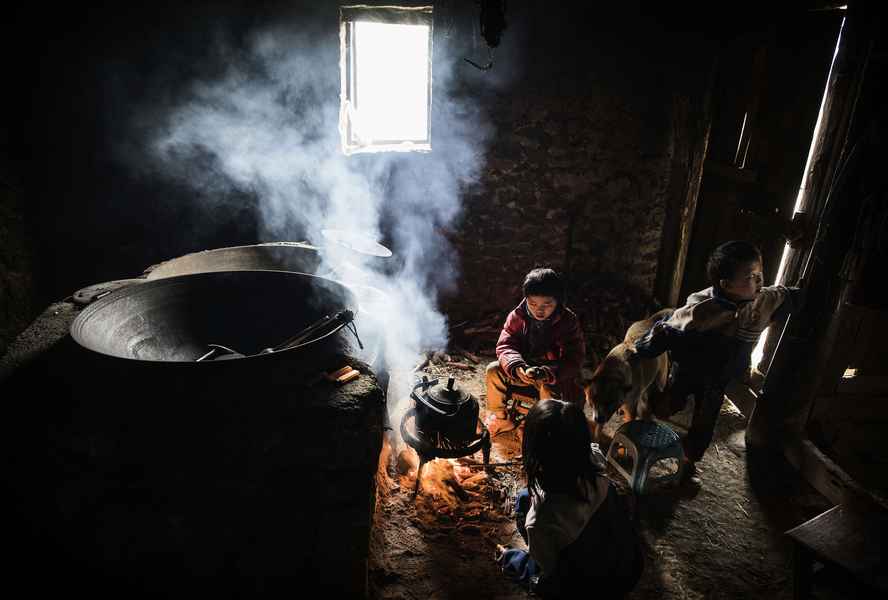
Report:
484,268,586,436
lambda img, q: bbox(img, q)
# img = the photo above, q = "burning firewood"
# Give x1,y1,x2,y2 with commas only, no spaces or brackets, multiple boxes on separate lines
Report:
458,471,489,490
396,448,419,476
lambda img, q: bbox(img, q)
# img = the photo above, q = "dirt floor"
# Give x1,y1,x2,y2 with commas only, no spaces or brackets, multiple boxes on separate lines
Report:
368,355,834,599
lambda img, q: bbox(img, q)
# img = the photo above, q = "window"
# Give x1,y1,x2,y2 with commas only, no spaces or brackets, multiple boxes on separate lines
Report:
340,5,433,155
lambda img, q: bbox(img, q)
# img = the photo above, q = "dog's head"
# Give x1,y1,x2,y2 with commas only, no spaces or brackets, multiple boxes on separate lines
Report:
583,356,633,426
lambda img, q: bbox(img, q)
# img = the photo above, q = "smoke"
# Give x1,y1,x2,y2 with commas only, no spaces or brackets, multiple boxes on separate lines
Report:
133,12,491,419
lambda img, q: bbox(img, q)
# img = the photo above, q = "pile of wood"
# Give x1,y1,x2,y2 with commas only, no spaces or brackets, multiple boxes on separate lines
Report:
447,312,504,355
413,347,486,372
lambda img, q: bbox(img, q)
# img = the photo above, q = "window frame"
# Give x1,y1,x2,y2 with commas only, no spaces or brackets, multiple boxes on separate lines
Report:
339,5,434,155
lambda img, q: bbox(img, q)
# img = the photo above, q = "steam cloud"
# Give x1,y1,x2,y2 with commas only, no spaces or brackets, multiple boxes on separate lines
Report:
132,15,491,419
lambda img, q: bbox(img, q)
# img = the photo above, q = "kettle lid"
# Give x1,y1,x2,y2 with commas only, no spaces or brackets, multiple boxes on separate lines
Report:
427,377,471,406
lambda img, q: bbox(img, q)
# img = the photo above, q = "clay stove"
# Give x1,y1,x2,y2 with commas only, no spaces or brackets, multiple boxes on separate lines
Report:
1,265,385,596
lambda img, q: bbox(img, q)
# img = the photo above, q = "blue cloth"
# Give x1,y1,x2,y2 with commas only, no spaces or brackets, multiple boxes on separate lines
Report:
498,489,542,585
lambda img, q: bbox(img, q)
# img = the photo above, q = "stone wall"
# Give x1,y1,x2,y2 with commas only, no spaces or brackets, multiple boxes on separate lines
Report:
438,5,713,358
447,89,673,325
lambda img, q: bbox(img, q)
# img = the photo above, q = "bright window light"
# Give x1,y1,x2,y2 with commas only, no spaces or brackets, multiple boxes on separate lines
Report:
750,17,845,371
340,6,432,155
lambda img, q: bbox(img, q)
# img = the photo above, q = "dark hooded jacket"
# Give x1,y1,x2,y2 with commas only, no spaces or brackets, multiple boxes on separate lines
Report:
635,284,803,388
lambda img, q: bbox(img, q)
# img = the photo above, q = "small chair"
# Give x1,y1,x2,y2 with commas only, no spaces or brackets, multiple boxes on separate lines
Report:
606,420,685,494
503,384,540,427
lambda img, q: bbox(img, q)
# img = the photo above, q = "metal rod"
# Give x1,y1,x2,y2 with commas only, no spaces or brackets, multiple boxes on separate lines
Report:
464,461,519,469
268,309,354,353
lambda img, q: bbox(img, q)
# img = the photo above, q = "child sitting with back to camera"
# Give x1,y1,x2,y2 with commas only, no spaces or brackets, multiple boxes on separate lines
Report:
634,240,804,484
496,399,643,597
484,268,586,437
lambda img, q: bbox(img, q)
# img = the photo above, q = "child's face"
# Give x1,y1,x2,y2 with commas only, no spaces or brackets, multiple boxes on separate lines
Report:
721,259,764,301
526,295,558,320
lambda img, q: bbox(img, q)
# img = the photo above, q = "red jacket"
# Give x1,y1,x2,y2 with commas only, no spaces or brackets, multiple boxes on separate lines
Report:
495,301,586,403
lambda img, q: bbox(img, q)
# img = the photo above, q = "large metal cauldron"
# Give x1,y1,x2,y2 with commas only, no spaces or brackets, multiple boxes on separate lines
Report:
71,270,358,375
141,242,386,370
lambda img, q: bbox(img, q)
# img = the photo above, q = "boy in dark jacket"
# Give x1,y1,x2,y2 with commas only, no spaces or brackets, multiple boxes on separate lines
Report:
485,268,586,437
635,241,803,483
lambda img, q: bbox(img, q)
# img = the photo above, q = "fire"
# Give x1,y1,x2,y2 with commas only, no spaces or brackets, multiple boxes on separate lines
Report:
389,446,488,508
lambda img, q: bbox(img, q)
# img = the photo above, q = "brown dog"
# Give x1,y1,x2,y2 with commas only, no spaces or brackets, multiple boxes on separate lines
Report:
584,308,673,438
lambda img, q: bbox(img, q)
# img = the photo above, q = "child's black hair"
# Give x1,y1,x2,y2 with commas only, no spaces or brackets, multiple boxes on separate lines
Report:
523,399,602,503
706,240,762,287
522,267,564,301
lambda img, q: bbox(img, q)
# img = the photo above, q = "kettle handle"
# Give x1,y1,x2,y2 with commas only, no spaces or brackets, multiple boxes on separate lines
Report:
412,376,438,393
411,376,461,417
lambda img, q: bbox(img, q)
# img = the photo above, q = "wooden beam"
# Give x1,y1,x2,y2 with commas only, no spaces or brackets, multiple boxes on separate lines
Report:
654,62,716,308
784,436,888,511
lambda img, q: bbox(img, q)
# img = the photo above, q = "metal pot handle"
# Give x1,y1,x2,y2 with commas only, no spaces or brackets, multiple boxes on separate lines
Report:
411,376,460,417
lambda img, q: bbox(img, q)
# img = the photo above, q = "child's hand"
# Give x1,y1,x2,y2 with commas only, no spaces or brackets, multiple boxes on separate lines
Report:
650,321,669,339
494,544,508,562
525,366,555,384
525,366,544,380
515,366,536,385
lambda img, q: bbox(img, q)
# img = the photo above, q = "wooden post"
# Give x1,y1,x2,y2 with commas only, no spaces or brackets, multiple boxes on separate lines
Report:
654,60,716,309
746,5,878,448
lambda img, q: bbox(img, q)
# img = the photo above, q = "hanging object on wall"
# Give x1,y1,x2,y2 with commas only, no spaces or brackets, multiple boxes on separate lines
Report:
464,0,507,71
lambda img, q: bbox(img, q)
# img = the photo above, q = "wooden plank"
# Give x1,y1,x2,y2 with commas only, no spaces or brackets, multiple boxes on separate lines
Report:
783,437,888,511
785,503,888,592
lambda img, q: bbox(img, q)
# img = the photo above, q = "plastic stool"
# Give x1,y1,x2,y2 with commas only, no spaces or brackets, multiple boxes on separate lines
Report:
606,420,685,494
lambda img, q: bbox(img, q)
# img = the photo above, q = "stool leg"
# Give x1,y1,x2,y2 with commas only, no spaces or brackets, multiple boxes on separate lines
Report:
632,451,643,494
607,435,637,492
637,453,655,495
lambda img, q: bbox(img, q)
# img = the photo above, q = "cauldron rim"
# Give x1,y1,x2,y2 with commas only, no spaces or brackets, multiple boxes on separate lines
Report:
143,241,319,281
70,269,358,365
